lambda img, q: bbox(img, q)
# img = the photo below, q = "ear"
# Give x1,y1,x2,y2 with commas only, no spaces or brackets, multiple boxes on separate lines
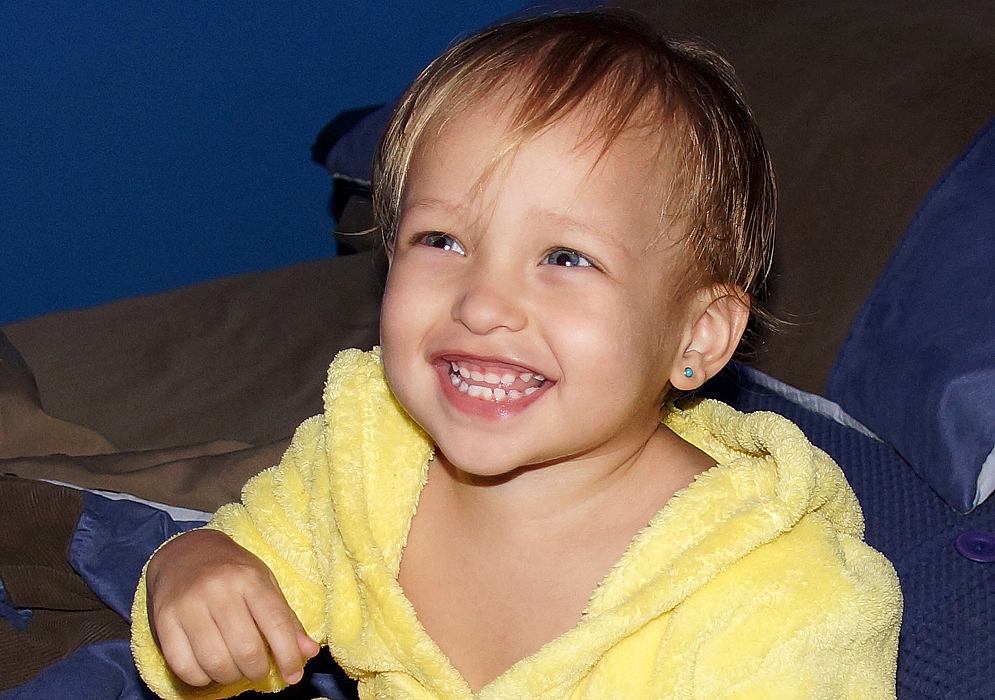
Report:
669,284,750,391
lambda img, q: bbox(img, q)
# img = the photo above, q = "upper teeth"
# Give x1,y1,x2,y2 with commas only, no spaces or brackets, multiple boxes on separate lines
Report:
449,361,542,388
448,360,545,402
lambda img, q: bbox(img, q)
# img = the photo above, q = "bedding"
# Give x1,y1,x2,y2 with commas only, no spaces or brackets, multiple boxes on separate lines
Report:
0,480,356,700
0,477,130,690
827,117,995,513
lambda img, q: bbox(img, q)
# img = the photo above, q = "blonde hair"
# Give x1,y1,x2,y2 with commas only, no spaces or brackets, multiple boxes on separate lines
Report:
372,9,776,347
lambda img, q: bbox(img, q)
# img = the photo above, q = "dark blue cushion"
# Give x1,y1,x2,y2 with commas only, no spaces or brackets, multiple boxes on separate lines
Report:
826,116,995,513
69,492,204,621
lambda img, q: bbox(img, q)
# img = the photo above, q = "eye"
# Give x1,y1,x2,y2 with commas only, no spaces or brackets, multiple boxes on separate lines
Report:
419,232,465,254
542,248,594,268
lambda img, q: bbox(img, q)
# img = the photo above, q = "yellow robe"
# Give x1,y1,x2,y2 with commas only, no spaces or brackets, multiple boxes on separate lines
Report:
132,348,902,699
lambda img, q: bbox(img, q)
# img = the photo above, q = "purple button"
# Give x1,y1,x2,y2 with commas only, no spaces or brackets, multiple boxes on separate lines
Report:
954,530,995,562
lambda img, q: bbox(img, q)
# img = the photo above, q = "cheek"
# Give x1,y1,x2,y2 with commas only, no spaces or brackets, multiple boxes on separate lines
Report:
378,278,421,421
547,289,681,396
379,258,451,373
539,294,640,384
378,266,420,371
542,284,654,352
378,277,404,351
380,257,427,333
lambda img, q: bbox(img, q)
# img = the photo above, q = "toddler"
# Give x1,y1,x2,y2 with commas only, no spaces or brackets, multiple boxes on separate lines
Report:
132,11,901,699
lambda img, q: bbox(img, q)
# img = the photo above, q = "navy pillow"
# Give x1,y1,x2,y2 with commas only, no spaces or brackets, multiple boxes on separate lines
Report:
322,102,394,188
826,116,995,513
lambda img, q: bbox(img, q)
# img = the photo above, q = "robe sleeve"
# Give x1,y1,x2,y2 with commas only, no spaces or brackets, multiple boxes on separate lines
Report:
130,416,329,700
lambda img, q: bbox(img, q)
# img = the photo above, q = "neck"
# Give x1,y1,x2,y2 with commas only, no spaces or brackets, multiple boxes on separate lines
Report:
430,423,706,540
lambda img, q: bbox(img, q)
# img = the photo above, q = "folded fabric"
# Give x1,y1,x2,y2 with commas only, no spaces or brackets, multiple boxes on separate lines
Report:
0,477,129,691
1,486,354,700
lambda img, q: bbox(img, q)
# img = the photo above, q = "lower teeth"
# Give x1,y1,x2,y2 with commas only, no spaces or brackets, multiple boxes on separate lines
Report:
449,368,541,401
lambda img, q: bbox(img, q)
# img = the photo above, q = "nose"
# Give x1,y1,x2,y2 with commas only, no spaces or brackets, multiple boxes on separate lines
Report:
452,262,528,335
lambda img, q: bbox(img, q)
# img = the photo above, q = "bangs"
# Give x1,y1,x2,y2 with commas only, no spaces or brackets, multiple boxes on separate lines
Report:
374,11,685,243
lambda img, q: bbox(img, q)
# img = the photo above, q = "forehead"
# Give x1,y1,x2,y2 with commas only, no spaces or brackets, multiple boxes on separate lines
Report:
403,93,678,233
400,92,681,266
417,79,675,165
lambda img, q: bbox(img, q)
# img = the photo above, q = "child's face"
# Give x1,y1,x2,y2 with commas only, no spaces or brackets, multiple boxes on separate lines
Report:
380,98,702,478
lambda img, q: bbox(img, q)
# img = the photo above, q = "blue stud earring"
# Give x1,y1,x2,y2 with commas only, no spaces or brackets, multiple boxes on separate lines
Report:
684,367,694,378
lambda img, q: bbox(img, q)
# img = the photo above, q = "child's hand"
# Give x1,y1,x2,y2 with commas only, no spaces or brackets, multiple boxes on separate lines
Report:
144,529,320,687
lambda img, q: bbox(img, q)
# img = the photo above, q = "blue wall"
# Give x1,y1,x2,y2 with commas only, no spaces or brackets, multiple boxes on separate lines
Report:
1,1,525,324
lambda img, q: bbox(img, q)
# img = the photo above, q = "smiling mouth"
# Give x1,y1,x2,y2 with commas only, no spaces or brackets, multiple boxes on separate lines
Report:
445,359,548,402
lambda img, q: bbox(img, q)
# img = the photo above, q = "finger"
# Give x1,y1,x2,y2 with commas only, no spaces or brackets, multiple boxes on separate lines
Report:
297,624,320,659
212,604,274,682
184,613,245,686
156,615,214,687
247,590,310,684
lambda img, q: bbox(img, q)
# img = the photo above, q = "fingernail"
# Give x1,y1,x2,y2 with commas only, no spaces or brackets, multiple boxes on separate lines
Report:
287,669,303,684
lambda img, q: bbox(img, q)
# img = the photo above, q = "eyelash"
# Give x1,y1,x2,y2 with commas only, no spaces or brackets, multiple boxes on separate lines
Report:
415,235,597,271
418,232,465,254
542,248,595,269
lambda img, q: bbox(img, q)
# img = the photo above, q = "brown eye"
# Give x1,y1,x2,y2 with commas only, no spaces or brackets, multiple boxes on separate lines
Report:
542,248,593,268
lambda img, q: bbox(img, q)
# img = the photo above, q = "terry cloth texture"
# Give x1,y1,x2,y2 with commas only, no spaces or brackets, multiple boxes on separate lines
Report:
132,349,902,700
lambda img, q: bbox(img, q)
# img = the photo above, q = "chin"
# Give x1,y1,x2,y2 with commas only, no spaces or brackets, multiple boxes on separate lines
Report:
434,441,535,481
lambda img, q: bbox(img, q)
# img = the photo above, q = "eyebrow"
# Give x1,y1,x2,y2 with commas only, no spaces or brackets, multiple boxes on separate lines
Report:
532,208,627,252
403,198,462,216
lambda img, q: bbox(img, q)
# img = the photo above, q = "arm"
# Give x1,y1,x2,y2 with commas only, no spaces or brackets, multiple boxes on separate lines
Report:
131,417,329,700
143,529,319,688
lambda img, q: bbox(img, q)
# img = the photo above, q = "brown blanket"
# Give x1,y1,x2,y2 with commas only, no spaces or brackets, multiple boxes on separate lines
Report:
0,476,129,691
1,251,382,509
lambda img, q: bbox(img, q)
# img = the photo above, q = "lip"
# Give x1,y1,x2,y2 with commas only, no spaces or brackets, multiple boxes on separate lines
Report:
430,353,552,420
